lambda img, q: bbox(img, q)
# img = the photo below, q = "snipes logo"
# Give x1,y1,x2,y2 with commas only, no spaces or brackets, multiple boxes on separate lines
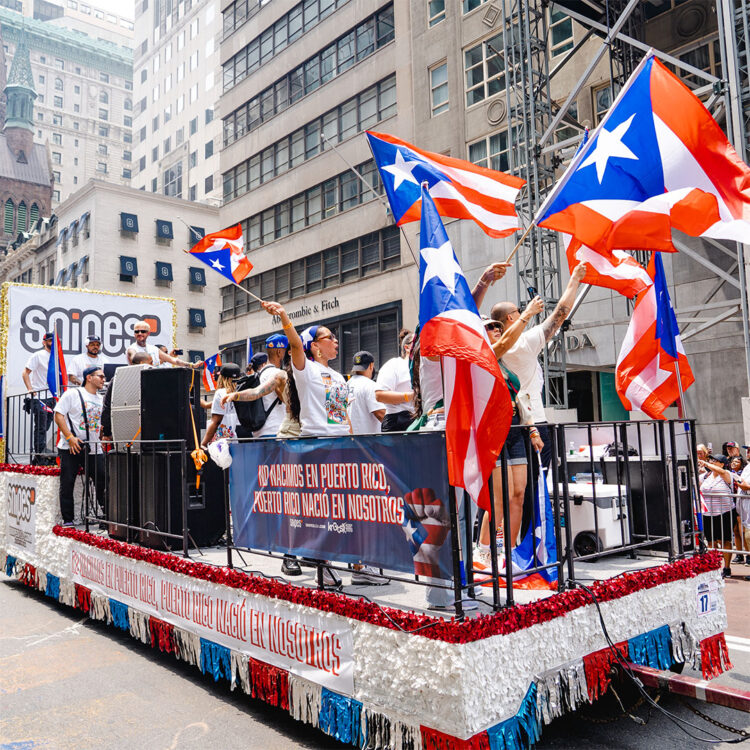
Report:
8,482,35,523
19,306,163,357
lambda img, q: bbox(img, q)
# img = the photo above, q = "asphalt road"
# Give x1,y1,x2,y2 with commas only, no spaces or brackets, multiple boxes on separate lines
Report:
1,576,749,750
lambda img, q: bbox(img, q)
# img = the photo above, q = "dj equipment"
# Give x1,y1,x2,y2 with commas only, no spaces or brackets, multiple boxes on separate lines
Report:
106,451,140,542
140,367,202,441
110,364,148,446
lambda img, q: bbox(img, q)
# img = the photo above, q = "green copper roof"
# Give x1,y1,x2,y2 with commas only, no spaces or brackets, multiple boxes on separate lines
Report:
6,33,35,92
0,7,132,74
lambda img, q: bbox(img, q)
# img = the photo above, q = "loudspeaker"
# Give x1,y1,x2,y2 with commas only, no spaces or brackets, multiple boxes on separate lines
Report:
106,451,140,541
138,453,225,549
111,364,148,445
140,367,201,442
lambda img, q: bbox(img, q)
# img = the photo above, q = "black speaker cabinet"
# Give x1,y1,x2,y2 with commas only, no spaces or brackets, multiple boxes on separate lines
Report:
140,367,202,442
137,452,225,549
564,456,694,552
106,451,140,542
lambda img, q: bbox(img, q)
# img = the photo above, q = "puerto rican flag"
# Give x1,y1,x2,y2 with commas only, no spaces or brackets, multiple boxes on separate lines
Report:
202,352,222,391
418,185,512,511
564,235,652,299
537,52,750,254
366,130,525,238
616,252,694,419
189,224,253,285
46,329,67,398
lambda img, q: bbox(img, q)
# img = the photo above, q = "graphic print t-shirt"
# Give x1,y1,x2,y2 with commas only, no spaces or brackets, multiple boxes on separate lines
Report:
54,387,104,453
292,359,349,437
211,388,240,440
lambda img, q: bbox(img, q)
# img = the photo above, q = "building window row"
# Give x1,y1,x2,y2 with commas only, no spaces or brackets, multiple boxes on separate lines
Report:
222,75,396,202
222,0,351,93
222,4,394,147
241,159,383,252
222,0,276,36
464,31,504,108
221,225,400,320
3,199,40,236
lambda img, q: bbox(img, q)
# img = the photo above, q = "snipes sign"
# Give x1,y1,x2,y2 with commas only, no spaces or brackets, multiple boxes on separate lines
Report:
2,284,176,396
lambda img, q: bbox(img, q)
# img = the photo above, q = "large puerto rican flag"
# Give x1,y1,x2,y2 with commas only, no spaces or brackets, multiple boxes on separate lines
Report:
537,51,750,254
418,185,512,510
189,224,253,285
367,130,525,238
616,252,694,419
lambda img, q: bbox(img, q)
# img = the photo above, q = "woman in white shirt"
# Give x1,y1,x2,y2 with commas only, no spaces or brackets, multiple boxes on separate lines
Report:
201,363,241,446
698,446,736,577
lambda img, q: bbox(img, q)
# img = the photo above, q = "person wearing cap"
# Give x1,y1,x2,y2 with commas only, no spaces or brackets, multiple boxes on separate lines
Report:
53,366,107,525
126,320,202,369
68,335,110,386
347,351,386,435
22,332,57,462
201,362,243,447
723,441,741,459
376,330,415,433
222,334,289,439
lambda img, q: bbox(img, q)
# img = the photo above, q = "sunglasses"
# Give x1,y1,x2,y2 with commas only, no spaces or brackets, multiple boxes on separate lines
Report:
485,322,503,332
316,334,337,342
134,329,150,334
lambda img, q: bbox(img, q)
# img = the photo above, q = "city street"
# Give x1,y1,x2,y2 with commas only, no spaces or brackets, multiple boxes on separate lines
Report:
2,572,748,750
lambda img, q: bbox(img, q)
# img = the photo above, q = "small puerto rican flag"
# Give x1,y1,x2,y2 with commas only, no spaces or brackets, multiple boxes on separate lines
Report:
189,224,253,285
202,352,222,391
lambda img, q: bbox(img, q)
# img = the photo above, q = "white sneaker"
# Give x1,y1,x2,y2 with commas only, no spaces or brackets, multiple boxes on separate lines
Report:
321,566,342,590
474,546,491,570
351,565,388,586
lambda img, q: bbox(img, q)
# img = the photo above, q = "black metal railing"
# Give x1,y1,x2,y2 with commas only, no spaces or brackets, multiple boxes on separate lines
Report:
5,388,57,465
14,413,711,618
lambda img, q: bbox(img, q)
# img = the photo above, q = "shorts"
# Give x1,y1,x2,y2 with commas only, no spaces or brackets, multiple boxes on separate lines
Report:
703,509,737,544
497,414,527,467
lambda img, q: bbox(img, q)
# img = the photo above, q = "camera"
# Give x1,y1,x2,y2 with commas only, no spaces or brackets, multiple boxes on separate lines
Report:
173,348,184,355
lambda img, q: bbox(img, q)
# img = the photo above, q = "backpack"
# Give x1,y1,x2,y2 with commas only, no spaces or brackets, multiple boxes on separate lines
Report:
233,367,281,435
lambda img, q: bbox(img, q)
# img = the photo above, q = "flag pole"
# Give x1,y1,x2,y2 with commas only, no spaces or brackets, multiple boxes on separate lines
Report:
326,133,420,268
180,248,265,304
504,222,535,263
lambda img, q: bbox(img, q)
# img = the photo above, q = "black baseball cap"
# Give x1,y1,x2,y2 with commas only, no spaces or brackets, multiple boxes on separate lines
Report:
219,362,242,379
250,352,268,370
43,332,54,341
351,350,375,373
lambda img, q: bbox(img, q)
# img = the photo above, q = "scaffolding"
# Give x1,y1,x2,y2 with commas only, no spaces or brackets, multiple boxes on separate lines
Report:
496,0,750,410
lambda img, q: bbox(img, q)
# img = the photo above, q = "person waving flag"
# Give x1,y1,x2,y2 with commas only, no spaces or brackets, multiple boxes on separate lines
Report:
418,184,512,510
188,224,253,285
366,130,525,238
537,51,750,255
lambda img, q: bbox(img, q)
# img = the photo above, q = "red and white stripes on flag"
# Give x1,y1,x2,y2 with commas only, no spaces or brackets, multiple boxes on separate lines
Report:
564,235,652,299
422,310,512,511
615,280,694,419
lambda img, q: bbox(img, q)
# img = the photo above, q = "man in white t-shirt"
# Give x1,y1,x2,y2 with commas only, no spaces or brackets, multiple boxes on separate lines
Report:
54,366,106,524
68,335,109,386
492,263,587,465
347,351,385,435
126,320,202,369
202,363,242,445
22,332,56,462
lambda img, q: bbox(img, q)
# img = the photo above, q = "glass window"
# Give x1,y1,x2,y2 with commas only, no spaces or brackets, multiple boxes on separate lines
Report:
430,62,449,115
361,233,380,275
306,254,321,292
323,247,339,288
337,32,355,72
340,171,359,211
428,0,445,27
550,8,574,56
359,87,378,129
323,178,338,218
341,240,358,282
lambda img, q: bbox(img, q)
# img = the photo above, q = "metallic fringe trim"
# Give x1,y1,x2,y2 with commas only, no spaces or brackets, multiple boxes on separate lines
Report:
230,651,250,694
535,659,588,725
288,674,322,728
361,708,422,750
58,580,76,607
173,627,201,667
89,592,111,623
36,568,47,593
128,608,151,645
670,621,698,669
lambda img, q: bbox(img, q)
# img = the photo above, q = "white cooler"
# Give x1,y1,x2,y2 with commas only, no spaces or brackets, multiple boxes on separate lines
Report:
558,483,630,555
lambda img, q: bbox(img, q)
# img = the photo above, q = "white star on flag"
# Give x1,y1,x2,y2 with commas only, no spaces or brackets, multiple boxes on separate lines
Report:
579,114,638,183
421,240,463,294
210,257,225,271
382,148,422,191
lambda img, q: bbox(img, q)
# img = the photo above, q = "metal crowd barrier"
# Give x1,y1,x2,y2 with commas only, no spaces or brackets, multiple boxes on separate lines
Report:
5,388,57,465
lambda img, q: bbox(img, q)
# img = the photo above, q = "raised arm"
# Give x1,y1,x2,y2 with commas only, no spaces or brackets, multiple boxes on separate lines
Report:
541,263,587,342
222,370,287,405
262,301,306,371
472,263,511,309
491,296,544,357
